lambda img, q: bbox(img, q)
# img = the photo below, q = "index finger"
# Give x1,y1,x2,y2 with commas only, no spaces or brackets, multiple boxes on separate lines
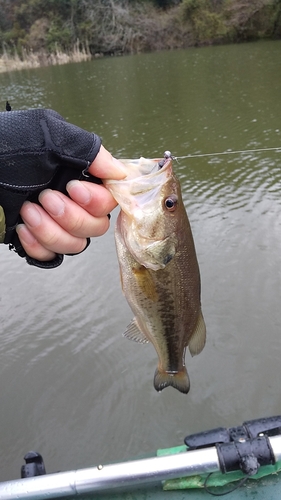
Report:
89,145,126,180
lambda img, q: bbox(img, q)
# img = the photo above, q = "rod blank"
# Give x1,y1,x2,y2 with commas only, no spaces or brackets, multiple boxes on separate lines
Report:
1,435,281,500
0,447,219,499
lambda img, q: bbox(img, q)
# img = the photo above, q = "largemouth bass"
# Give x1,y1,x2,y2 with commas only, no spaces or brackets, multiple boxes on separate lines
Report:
104,155,206,394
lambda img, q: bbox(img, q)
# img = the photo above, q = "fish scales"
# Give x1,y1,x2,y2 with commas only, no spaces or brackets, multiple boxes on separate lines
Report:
105,156,206,394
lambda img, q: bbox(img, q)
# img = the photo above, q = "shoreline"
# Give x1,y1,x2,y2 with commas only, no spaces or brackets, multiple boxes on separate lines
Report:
1,37,280,75
0,44,92,74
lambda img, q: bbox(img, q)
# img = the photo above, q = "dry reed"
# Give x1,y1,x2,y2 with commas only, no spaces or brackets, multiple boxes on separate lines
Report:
0,41,91,73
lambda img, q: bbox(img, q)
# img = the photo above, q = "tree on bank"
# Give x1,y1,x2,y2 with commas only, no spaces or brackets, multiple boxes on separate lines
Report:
0,0,280,60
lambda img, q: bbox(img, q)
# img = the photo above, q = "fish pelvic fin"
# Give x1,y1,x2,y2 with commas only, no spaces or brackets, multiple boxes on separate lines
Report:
123,318,149,344
154,367,190,394
188,310,206,357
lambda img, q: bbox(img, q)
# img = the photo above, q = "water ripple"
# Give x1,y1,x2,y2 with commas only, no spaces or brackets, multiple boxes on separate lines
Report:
1,41,281,483
180,152,281,222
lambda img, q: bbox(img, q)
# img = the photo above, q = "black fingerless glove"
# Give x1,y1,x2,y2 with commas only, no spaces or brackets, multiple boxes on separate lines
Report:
0,108,102,268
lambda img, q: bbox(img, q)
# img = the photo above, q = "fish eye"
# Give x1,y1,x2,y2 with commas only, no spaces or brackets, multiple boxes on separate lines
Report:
164,195,178,211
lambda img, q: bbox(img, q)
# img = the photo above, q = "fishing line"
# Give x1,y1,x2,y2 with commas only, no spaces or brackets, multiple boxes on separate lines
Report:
203,472,250,496
173,146,281,160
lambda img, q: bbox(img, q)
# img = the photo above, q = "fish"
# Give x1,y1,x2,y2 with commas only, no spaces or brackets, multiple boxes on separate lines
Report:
104,154,206,394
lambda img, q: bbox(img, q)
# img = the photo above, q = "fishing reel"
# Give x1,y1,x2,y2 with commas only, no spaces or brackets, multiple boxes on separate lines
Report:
184,415,281,476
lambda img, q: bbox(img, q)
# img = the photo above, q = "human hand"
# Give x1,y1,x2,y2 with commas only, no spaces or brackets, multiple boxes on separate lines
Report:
16,145,125,262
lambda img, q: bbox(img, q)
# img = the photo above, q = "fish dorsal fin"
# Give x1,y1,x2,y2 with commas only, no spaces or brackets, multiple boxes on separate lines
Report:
123,318,149,344
188,310,206,357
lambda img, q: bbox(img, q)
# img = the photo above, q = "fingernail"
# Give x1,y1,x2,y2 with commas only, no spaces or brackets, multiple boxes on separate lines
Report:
21,202,42,227
16,224,37,244
66,180,91,205
112,157,127,177
39,189,65,216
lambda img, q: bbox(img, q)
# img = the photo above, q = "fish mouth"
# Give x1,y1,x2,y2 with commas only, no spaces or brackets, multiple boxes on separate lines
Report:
105,157,173,196
104,157,174,224
118,157,171,180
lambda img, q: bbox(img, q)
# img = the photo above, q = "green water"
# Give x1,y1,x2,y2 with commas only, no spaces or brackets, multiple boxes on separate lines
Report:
0,40,281,482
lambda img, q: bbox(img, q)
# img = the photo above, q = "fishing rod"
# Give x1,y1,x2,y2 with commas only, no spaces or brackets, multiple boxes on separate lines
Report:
1,416,281,499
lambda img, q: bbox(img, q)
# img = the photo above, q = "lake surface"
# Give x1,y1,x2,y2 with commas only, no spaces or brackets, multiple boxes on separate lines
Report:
0,40,281,482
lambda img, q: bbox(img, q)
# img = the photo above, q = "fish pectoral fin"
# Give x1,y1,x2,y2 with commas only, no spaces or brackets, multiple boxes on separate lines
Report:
154,367,190,394
123,318,149,344
188,310,206,357
133,265,158,301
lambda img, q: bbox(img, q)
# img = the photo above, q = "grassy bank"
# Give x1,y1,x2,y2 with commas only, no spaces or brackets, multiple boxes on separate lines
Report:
0,42,91,73
0,0,280,73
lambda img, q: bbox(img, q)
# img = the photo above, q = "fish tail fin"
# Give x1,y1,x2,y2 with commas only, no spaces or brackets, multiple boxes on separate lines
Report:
154,367,190,394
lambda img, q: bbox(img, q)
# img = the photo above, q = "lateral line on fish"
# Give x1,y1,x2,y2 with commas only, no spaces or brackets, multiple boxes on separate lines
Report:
174,146,281,160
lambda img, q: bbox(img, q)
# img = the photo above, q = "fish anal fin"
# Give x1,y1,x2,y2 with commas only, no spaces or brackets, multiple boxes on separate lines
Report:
154,367,190,394
188,310,206,357
123,318,149,344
